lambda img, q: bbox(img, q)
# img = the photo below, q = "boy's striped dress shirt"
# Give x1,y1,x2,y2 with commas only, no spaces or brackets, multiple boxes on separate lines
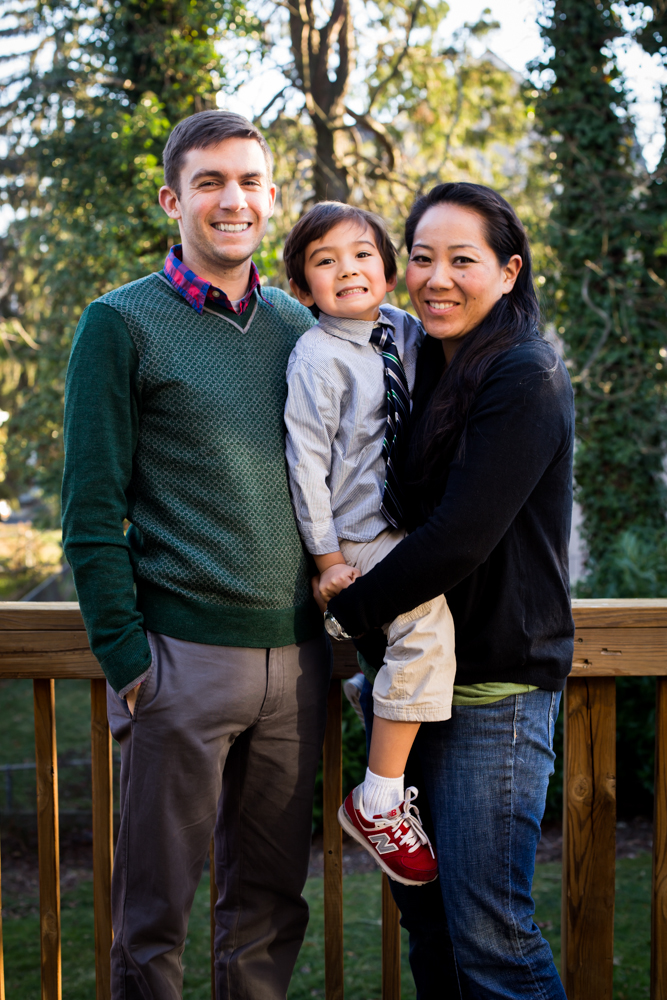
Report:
284,305,424,556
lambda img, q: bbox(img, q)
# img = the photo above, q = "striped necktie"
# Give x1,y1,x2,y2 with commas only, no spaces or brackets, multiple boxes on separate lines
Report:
370,325,410,529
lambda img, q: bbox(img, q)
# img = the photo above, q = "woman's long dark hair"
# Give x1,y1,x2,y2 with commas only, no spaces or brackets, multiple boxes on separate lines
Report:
406,183,540,490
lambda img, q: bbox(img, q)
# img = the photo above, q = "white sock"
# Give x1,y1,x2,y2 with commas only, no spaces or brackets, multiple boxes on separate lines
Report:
361,767,404,818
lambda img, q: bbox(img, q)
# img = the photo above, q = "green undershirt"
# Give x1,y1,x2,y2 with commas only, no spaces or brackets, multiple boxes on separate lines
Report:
451,682,539,705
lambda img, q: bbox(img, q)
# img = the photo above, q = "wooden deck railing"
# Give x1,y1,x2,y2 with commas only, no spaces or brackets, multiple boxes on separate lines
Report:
0,599,666,999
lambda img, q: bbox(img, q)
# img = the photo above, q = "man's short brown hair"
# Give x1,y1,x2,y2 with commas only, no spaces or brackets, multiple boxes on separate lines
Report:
163,110,274,196
283,202,397,293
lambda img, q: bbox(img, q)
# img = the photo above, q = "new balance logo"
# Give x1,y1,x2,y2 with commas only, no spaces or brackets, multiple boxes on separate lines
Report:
369,832,399,855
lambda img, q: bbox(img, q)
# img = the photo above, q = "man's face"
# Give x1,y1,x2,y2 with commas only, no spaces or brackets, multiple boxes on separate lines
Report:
160,137,276,269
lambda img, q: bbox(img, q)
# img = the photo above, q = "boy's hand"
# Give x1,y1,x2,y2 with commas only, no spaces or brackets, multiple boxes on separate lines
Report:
312,575,327,613
319,563,360,602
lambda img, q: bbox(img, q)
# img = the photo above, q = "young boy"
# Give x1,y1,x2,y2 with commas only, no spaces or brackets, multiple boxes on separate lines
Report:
283,202,456,887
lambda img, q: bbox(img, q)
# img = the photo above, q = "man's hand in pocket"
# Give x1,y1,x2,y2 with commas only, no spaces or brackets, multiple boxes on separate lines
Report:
126,683,142,717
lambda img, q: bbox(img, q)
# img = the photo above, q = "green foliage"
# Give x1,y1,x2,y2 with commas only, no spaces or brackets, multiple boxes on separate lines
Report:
0,0,248,508
531,0,667,596
585,527,667,598
219,3,539,286
0,0,539,514
533,0,667,595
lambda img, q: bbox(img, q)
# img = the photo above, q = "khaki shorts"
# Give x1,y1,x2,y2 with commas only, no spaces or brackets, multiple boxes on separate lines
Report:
340,527,456,723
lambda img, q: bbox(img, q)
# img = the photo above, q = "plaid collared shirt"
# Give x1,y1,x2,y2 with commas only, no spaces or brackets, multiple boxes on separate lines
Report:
163,244,270,315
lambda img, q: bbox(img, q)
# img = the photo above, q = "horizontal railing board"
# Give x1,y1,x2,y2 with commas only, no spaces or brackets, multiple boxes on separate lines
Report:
1,602,667,683
0,603,86,631
571,627,667,675
0,657,103,679
572,598,667,628
0,625,101,677
0,631,93,653
2,599,667,631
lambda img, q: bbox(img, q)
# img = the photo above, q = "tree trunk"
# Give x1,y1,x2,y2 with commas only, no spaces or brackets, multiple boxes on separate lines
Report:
313,118,348,202
289,0,352,203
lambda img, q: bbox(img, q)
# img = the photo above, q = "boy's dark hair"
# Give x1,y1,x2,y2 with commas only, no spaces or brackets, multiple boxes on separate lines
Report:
163,111,273,196
283,202,397,292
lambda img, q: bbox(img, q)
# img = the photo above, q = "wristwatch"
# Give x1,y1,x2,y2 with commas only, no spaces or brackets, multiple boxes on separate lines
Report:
323,610,354,641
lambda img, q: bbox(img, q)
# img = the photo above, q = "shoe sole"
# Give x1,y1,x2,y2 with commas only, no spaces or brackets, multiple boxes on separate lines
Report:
337,804,438,887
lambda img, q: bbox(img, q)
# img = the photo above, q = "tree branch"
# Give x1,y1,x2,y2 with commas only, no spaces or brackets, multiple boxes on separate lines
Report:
343,106,396,168
367,0,422,110
576,265,612,381
253,84,290,123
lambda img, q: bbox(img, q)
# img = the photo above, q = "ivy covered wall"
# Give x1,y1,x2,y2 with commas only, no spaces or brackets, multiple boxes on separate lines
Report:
535,0,667,599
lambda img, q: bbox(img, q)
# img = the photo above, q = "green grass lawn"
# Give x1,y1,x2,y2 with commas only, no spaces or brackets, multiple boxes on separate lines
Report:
0,859,653,999
0,678,120,815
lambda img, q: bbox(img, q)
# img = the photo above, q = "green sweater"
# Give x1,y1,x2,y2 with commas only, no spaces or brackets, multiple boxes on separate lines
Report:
62,272,321,693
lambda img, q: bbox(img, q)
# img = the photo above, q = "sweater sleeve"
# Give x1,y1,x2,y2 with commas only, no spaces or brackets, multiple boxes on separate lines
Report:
285,355,342,555
328,344,573,635
61,301,151,693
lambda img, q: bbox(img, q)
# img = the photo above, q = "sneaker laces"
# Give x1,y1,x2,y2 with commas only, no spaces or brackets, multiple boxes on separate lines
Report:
386,787,435,858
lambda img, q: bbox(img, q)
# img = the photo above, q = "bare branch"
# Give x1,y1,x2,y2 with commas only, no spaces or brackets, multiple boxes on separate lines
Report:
367,0,423,111
648,267,666,289
324,0,352,107
253,85,290,123
576,266,612,381
270,0,301,14
343,106,396,169
0,317,39,351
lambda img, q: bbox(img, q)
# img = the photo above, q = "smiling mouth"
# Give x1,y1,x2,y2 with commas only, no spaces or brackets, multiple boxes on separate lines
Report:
211,222,251,232
337,286,368,298
426,300,458,311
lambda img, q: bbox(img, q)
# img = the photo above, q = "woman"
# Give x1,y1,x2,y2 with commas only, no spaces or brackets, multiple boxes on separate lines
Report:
327,182,574,999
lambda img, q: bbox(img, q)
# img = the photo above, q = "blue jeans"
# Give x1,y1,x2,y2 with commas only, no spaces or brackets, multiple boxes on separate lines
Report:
360,681,565,1000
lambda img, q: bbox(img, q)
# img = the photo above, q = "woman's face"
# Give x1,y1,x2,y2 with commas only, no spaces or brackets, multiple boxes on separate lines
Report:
405,203,522,361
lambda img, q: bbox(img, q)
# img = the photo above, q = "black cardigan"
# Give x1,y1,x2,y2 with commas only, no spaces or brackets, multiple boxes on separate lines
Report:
328,334,576,691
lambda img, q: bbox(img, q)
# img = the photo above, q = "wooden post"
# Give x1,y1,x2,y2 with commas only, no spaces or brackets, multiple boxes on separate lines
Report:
561,677,616,1000
210,837,216,1000
91,679,113,1000
323,680,344,1000
381,875,401,1000
652,676,667,1000
33,679,62,1000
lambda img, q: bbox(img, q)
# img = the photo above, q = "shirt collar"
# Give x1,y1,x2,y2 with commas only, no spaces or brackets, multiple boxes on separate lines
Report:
163,244,271,315
316,306,396,345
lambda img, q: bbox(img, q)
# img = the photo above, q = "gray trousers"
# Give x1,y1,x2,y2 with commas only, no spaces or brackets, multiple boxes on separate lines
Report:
107,630,331,1000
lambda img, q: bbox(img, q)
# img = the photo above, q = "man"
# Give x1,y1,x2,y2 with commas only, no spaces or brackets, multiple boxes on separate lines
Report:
62,111,329,1000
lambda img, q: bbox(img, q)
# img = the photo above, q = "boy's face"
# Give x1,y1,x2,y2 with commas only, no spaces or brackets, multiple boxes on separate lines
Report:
290,221,396,321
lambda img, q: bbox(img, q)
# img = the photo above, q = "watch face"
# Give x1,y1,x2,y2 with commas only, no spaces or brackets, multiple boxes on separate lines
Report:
324,615,339,638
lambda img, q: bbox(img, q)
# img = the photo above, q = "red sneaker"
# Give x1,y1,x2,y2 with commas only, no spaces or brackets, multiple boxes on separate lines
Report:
338,785,438,886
